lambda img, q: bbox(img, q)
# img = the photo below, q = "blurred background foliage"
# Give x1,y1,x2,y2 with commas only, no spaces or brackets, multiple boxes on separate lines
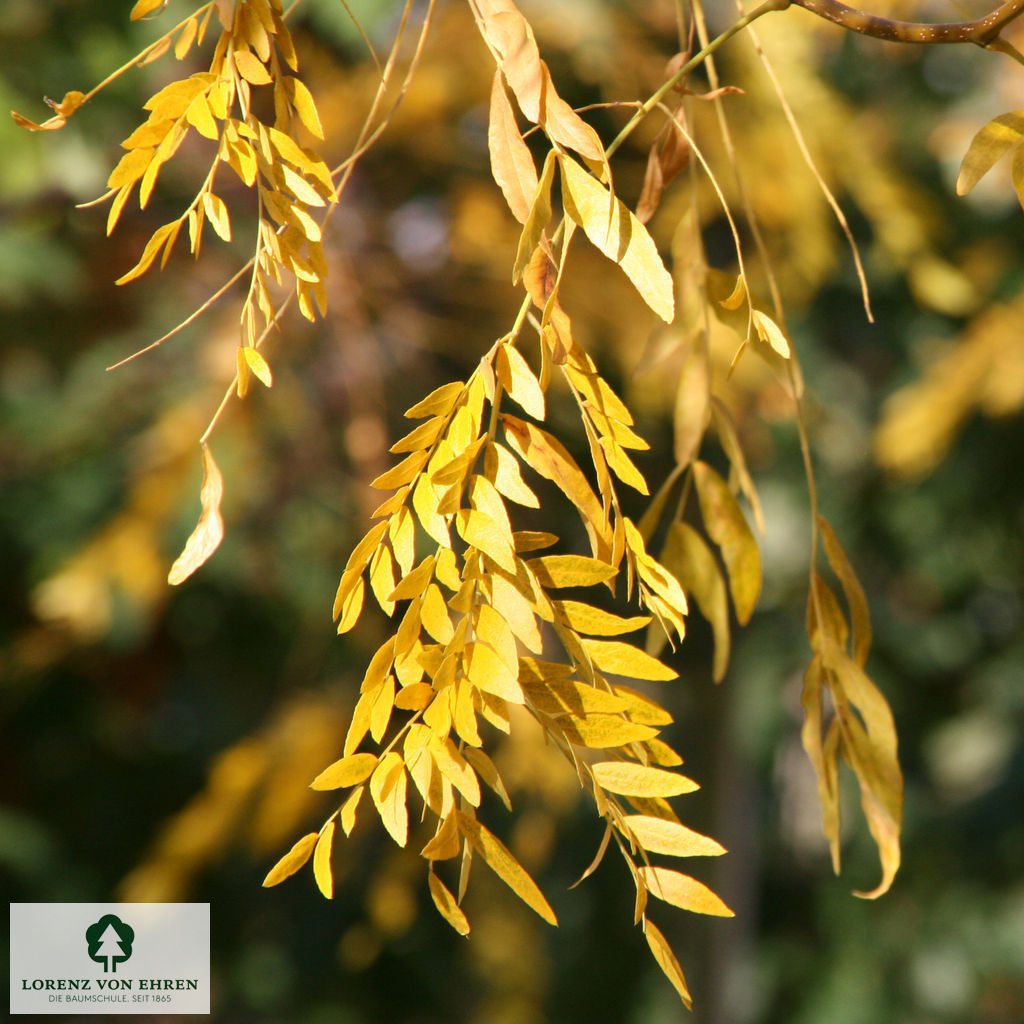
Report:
2,1,1023,1021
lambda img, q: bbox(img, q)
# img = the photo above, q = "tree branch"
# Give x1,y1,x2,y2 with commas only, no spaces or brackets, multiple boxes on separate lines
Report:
791,0,1024,46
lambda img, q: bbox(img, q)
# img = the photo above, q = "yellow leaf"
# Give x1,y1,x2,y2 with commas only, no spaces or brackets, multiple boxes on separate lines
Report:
105,184,134,237
473,602,519,676
421,812,462,860
370,752,409,847
428,870,471,935
488,574,544,652
558,155,674,323
115,221,179,286
394,681,434,711
313,821,336,899
582,638,677,681
405,381,465,419
167,443,224,585
598,436,648,494
527,554,616,589
644,920,692,1010
278,163,326,207
720,273,747,310
465,641,525,704
233,48,272,85
488,70,538,224
522,675,629,722
496,343,545,420
456,508,516,573
640,867,734,917
513,530,558,553
486,442,540,508
673,337,710,467
239,348,272,391
286,76,325,139
340,786,363,836
591,762,698,797
430,737,481,806
130,0,166,19
660,522,730,682
751,309,791,358
174,16,199,59
470,0,543,122
420,583,454,644
224,138,258,186
371,450,430,491
513,148,556,283
468,474,515,541
692,462,761,625
537,61,604,162
199,191,231,243
612,684,674,726
623,815,725,857
464,747,512,810
956,110,1024,195
335,576,365,634
390,416,446,455
554,600,648,636
310,752,378,791
412,474,451,548
108,147,156,190
818,518,872,667
561,715,659,749
503,415,611,561
185,91,218,140
262,832,318,887
457,811,557,924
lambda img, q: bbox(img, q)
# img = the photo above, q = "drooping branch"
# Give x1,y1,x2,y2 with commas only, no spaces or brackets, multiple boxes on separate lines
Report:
791,0,1024,46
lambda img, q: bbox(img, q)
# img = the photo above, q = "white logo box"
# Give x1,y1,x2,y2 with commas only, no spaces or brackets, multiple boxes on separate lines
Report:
10,903,210,1015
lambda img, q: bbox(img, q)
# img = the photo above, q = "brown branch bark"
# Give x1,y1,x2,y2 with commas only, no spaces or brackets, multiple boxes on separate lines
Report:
791,0,1024,45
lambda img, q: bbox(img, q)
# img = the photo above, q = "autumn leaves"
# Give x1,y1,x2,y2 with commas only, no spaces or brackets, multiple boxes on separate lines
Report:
98,0,334,395
15,0,914,1010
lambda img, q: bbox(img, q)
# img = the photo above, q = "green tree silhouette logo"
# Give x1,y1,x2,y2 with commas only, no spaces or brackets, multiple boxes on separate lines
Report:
85,914,134,973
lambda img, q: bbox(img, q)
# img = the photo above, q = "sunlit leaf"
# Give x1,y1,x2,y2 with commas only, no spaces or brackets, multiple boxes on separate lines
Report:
262,832,318,887
513,149,556,282
465,641,525,703
130,0,167,19
623,815,725,857
644,920,692,1009
168,443,225,585
956,110,1024,195
591,762,698,797
313,821,336,899
503,415,611,560
457,811,557,924
527,555,616,588
429,871,471,935
311,752,378,791
582,638,677,681
660,522,730,681
421,812,462,860
751,309,791,358
488,70,538,224
640,867,734,917
559,155,674,323
370,752,409,847
818,518,872,667
692,461,761,625
554,600,649,636
497,343,546,419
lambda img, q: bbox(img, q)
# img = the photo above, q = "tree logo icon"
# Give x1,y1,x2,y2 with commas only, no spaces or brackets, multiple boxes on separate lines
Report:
85,914,135,973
